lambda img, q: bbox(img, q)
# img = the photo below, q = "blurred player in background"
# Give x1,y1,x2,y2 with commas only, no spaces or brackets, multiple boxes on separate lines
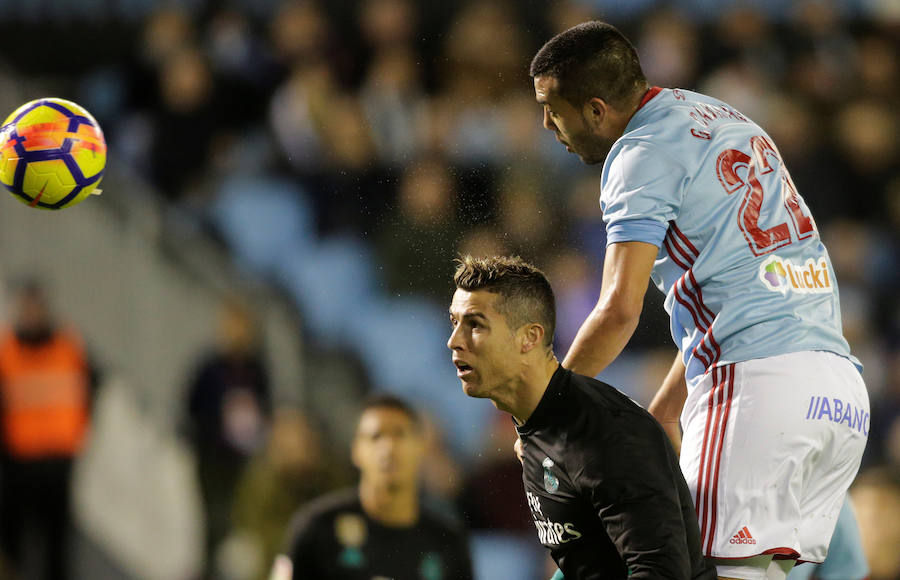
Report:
529,21,869,580
448,255,716,580
0,278,98,580
270,394,473,580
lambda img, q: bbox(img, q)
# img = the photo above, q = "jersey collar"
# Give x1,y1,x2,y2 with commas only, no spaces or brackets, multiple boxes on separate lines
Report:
516,364,567,435
624,86,664,134
638,86,663,110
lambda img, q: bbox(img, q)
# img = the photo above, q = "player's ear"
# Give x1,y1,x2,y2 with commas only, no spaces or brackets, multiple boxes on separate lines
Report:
585,97,608,125
521,323,545,353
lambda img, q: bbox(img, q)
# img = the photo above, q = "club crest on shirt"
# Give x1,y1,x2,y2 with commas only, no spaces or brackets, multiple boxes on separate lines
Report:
335,513,367,548
335,513,367,569
542,457,559,493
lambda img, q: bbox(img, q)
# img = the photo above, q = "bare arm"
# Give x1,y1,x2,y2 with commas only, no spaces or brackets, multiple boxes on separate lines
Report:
647,354,687,456
562,241,659,377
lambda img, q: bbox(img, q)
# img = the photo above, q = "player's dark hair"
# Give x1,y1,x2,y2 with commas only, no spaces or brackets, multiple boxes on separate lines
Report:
529,21,648,108
453,255,556,348
359,394,422,431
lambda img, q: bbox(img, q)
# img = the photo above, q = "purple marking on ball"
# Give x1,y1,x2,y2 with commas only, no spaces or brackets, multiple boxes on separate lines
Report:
66,116,93,133
52,183,85,208
11,101,46,124
42,100,77,118
62,152,87,183
21,148,66,163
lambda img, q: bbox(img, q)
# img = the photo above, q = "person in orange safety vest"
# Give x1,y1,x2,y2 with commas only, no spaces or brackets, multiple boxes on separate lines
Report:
0,278,98,580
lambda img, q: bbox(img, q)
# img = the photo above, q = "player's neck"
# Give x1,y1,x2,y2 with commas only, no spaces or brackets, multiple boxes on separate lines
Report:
358,479,419,527
510,355,560,425
618,86,651,134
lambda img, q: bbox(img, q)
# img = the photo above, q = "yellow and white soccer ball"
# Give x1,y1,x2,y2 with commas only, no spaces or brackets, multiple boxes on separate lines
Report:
0,98,106,210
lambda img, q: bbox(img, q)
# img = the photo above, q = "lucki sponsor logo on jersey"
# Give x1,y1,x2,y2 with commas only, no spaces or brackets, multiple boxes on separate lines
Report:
759,255,833,294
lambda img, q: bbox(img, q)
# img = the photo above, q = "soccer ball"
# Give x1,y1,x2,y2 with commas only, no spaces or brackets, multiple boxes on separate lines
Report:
0,98,106,210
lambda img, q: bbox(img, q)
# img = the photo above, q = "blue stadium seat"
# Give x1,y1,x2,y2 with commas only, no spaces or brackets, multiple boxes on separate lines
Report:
276,235,379,347
210,174,316,276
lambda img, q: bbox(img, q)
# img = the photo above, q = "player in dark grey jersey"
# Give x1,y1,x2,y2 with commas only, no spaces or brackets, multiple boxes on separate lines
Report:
448,255,716,580
271,395,474,580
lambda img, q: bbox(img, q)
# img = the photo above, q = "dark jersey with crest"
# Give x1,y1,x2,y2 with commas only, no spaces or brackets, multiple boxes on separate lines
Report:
515,366,716,580
282,488,474,580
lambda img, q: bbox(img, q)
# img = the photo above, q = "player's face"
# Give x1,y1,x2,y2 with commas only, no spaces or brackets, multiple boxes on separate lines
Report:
448,289,522,401
534,75,614,165
15,292,52,333
352,407,424,489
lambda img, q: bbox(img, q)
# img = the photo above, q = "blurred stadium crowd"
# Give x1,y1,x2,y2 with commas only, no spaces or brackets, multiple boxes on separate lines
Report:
0,0,899,579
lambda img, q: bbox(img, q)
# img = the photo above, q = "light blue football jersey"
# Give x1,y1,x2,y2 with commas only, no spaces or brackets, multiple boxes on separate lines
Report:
601,88,859,381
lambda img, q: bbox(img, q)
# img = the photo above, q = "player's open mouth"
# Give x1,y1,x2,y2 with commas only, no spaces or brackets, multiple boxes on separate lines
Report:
454,360,473,377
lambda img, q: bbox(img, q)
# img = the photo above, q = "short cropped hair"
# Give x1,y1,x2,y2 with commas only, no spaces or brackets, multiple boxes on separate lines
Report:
358,394,421,431
529,21,647,108
453,255,555,348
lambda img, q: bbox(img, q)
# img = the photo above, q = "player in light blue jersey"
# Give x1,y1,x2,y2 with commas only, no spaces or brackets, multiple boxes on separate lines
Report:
530,21,868,580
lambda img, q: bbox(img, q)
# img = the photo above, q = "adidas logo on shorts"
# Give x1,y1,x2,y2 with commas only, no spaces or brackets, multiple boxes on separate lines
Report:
729,526,757,545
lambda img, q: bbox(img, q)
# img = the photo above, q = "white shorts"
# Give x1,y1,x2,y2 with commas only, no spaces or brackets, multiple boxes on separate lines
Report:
679,351,869,563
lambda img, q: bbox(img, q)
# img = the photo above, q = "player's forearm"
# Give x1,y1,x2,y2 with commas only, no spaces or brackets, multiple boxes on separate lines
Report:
648,354,687,455
648,355,687,424
563,241,657,377
562,300,641,377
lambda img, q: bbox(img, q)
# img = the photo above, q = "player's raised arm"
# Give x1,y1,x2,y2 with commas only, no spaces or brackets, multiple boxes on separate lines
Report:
562,240,658,378
647,354,687,456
